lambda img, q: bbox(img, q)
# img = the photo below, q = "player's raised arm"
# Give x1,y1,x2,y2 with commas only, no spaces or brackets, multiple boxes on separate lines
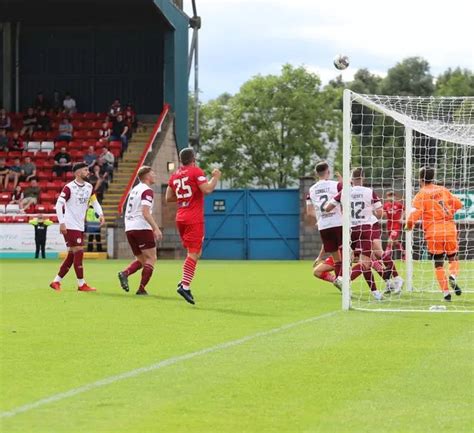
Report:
198,168,221,195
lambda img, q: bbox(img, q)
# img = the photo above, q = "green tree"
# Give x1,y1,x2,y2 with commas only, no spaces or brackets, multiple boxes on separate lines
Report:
435,68,474,96
381,57,434,96
350,68,383,94
199,65,341,188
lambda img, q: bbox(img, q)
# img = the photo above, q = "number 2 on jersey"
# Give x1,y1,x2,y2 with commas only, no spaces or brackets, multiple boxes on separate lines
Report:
173,177,192,199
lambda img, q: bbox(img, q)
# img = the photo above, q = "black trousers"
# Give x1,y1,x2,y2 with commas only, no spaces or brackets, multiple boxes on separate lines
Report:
87,234,103,252
35,238,46,259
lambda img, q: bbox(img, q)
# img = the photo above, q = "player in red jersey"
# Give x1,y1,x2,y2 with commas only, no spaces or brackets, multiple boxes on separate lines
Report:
383,191,405,258
50,162,104,292
166,148,221,304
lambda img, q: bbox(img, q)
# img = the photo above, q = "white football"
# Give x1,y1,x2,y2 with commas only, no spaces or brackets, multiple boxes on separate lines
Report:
334,54,350,70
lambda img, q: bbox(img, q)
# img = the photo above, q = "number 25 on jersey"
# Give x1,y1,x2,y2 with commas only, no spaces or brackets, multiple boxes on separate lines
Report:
173,177,192,199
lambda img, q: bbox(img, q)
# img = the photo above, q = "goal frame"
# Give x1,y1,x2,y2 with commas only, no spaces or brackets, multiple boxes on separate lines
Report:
341,89,473,313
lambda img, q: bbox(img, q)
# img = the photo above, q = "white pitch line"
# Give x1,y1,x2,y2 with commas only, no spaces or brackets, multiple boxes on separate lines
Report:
1,310,338,420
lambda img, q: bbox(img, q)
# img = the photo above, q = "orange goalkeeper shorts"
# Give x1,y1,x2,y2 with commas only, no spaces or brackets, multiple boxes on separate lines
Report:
426,230,458,256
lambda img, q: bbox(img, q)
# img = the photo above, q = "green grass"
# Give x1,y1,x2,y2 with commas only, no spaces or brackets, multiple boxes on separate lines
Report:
1,259,473,433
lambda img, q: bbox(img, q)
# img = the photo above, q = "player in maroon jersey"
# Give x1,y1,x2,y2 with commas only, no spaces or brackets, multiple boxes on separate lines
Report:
166,148,221,304
383,191,405,259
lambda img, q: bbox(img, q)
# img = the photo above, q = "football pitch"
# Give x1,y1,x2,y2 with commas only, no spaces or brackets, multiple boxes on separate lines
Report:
1,259,473,433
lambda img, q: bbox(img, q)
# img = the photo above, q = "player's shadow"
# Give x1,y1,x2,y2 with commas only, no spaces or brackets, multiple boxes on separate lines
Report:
193,306,271,318
96,292,271,316
96,292,182,302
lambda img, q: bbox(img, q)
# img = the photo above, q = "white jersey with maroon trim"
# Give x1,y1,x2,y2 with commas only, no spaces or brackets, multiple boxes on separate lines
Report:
56,181,95,231
308,180,342,230
332,185,382,227
124,182,154,231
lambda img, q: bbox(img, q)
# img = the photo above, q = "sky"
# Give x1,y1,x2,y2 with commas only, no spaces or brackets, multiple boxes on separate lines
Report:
183,0,474,101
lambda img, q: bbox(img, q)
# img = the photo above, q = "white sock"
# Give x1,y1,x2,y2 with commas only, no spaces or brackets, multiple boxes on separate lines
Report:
182,284,190,291
53,275,62,283
78,279,85,286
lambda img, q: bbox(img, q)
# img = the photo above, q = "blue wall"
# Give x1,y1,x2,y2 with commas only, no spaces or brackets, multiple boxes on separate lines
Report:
202,189,300,260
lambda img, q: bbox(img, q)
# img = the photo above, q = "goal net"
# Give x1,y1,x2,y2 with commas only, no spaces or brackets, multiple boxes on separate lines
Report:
341,90,474,312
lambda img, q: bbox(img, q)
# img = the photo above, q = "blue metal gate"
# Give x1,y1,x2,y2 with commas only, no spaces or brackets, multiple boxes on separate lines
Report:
202,189,299,260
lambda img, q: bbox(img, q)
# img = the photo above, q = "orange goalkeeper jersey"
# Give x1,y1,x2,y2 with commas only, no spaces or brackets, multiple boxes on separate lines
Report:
406,184,462,237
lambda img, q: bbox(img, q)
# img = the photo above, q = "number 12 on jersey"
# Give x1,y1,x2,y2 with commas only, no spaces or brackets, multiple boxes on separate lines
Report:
173,177,192,199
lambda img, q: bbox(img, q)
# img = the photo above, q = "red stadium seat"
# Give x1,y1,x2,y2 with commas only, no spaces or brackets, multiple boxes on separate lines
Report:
40,192,56,203
54,141,69,150
35,203,56,213
7,151,22,159
24,206,37,214
49,215,59,223
12,215,29,223
46,131,56,140
73,130,89,140
0,215,13,223
22,152,36,159
35,151,49,160
43,160,54,170
70,150,83,161
0,151,8,159
83,112,97,120
71,113,83,120
96,113,107,120
110,149,121,159
32,131,47,140
37,171,51,181
72,120,83,129
65,172,74,181
84,130,99,139
0,193,11,204
68,141,83,151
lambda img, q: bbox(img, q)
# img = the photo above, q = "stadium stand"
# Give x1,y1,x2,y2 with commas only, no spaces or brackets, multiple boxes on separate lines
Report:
0,97,138,224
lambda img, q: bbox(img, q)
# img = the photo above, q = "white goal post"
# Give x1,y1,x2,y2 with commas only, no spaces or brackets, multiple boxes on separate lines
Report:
342,89,474,312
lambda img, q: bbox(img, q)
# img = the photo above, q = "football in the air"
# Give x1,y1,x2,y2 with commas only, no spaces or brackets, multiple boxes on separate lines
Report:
334,54,350,70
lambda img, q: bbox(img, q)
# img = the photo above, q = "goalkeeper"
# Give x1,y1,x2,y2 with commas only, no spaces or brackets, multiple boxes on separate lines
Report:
405,167,463,301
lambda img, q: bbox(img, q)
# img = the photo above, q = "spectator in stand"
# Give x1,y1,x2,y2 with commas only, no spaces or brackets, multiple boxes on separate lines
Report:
84,146,97,170
4,157,22,190
56,117,73,142
63,93,77,114
8,131,24,151
51,90,62,113
0,129,9,151
109,99,122,119
110,114,128,153
124,104,138,132
89,164,107,202
98,121,111,142
21,107,37,138
0,159,9,187
53,147,72,177
9,185,24,208
98,147,115,174
33,91,49,112
20,156,37,182
35,108,51,132
21,178,40,212
0,108,12,132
